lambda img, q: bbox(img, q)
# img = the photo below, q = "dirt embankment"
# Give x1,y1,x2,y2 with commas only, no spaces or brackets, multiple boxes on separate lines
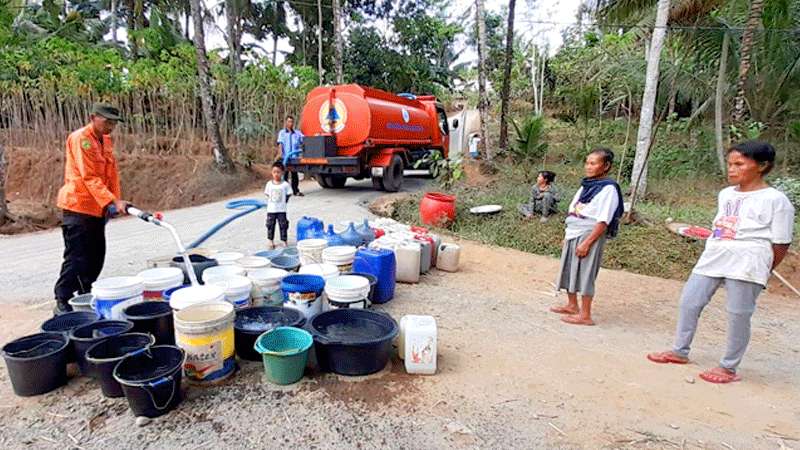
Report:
1,147,268,234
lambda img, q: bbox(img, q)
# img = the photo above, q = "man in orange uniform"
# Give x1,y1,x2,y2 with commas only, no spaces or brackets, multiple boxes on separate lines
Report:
53,103,130,314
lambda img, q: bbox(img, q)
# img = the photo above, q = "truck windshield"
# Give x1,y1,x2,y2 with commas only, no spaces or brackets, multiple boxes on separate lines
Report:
437,109,449,135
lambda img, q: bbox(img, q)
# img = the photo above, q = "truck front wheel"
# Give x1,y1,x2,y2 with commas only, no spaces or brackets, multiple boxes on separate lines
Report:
382,155,404,192
318,174,347,189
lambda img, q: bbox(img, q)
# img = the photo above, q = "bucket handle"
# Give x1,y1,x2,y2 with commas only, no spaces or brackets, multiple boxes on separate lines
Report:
127,347,149,358
141,375,178,411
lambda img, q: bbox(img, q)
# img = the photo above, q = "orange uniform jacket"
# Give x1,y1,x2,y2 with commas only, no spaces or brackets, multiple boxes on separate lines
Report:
56,124,122,218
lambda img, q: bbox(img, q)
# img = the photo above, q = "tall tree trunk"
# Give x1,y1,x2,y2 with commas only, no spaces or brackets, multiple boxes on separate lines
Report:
184,9,190,40
498,0,516,152
630,0,670,200
110,0,118,43
126,0,138,57
189,0,234,170
732,0,765,124
0,143,8,226
531,47,540,115
225,0,241,73
475,0,491,160
272,0,279,65
715,32,730,175
133,0,144,57
332,0,343,84
317,0,324,83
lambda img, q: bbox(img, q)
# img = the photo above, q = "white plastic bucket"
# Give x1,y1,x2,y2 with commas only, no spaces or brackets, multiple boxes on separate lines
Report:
213,251,245,266
169,285,226,311
248,268,288,307
174,302,235,383
322,246,357,273
209,275,253,310
137,267,184,300
236,256,271,272
202,265,246,284
92,276,145,319
436,243,461,272
398,315,437,375
297,239,328,265
298,263,340,282
324,275,370,310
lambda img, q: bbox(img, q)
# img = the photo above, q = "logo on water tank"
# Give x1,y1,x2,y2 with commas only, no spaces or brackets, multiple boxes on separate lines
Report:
319,99,348,133
401,108,410,123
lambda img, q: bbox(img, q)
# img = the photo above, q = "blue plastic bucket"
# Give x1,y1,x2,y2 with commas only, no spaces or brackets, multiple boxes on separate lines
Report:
352,248,396,303
281,274,325,319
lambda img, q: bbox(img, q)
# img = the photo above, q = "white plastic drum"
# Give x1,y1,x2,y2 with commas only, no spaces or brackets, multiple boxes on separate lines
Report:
247,268,288,307
297,239,328,265
398,315,437,375
322,246,357,273
299,263,340,282
92,276,145,319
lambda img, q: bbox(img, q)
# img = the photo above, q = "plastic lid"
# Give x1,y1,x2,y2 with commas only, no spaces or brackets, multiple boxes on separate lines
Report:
136,267,184,290
322,245,357,258
297,239,328,249
169,285,226,310
202,265,246,283
325,275,370,292
299,263,340,279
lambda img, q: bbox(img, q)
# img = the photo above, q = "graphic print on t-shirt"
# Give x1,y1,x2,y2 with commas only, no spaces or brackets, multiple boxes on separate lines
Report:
712,197,743,240
269,186,283,203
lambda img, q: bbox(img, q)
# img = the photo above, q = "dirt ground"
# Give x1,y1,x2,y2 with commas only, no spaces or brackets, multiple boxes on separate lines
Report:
1,213,798,449
1,147,266,234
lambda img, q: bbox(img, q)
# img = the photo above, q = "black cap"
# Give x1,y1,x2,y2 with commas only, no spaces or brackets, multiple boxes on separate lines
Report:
91,102,123,122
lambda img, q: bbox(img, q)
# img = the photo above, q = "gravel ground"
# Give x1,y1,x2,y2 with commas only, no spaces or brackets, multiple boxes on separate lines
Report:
1,177,798,449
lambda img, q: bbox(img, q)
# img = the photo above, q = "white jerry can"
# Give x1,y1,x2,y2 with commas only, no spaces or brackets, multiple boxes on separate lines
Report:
399,315,437,375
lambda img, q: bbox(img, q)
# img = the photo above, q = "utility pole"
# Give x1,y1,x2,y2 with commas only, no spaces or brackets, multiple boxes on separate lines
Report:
332,0,343,84
317,0,324,84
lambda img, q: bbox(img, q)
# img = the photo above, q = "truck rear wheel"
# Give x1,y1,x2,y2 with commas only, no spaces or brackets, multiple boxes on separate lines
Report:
318,174,347,189
382,155,404,192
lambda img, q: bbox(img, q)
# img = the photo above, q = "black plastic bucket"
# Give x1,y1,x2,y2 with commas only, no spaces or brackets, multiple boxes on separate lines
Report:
40,311,99,362
122,301,174,345
234,306,306,361
171,254,218,285
69,320,133,375
85,333,155,398
113,345,184,418
309,309,398,376
2,332,70,396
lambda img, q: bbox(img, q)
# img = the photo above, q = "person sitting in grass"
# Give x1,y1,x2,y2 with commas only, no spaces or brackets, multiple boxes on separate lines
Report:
550,148,624,326
647,141,795,384
519,170,561,222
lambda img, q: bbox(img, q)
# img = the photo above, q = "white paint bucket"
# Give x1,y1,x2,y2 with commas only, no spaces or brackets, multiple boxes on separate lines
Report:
322,246,358,273
92,276,145,319
213,252,245,266
398,315,437,375
202,265,246,284
324,275,370,310
209,275,253,309
299,263,340,282
297,239,328,265
137,267,184,300
247,268,288,307
236,256,271,272
169,285,226,311
174,302,235,383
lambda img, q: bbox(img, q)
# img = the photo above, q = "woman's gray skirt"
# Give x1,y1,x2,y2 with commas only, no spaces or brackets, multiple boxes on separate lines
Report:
556,231,607,297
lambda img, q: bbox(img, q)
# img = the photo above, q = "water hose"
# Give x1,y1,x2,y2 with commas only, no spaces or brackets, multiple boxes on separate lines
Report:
186,198,267,249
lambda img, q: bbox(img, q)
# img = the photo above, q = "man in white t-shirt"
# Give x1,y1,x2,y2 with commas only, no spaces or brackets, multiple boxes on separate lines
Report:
264,161,293,248
648,141,795,384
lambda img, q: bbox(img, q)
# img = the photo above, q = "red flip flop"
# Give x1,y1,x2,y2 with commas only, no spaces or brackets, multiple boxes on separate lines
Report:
550,305,578,315
699,367,741,384
646,351,689,364
561,315,595,326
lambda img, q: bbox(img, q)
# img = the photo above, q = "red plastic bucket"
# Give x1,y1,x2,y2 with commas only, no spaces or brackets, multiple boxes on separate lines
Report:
419,192,456,227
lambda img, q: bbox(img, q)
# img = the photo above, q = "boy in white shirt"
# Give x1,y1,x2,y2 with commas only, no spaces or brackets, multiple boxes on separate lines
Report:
648,141,795,384
264,161,293,249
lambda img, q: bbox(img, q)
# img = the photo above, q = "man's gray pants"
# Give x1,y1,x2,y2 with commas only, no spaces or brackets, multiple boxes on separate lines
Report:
672,273,763,372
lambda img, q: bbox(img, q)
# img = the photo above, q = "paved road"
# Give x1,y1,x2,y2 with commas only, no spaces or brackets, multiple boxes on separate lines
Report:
0,177,427,305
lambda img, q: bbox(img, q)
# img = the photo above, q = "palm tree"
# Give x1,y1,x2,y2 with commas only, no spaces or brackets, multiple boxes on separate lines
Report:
731,0,765,123
498,0,516,152
189,0,234,170
475,0,490,160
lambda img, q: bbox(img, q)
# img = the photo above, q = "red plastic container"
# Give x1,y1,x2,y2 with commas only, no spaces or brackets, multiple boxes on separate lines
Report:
419,192,456,227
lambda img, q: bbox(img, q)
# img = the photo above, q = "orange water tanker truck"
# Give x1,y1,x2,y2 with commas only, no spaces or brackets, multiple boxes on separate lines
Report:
288,84,456,192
